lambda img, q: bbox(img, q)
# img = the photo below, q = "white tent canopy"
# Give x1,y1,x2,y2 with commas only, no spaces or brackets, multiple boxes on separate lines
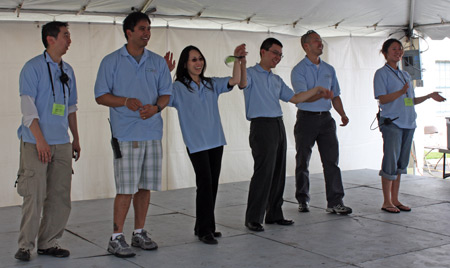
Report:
1,0,450,39
1,1,448,207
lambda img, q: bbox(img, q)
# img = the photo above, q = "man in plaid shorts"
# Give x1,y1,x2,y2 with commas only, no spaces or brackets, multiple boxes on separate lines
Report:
94,12,172,258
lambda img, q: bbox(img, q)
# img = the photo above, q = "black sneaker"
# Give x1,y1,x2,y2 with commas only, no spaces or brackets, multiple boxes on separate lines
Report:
37,246,70,258
14,248,31,261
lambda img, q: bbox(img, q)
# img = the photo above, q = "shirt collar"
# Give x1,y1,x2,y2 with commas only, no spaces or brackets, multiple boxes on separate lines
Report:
120,45,149,59
384,63,400,72
43,50,68,71
254,63,272,74
304,55,321,66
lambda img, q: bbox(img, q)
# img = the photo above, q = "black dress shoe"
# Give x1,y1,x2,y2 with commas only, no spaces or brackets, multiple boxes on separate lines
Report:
298,203,310,212
212,231,222,237
245,222,264,232
195,231,222,237
265,219,294,225
199,234,218,245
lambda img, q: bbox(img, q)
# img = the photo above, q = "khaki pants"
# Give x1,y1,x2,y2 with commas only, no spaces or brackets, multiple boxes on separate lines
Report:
16,141,72,250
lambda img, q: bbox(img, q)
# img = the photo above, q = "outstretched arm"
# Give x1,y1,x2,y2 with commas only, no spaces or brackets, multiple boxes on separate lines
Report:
414,91,446,105
289,86,333,104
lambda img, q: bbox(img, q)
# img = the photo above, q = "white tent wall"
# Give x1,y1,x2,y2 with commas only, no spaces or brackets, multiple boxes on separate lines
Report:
0,21,386,207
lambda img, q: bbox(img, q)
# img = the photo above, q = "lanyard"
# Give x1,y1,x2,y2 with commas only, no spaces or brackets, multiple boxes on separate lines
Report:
44,51,70,103
385,64,409,97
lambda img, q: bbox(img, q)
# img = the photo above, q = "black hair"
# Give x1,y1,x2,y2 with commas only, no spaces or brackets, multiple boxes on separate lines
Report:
123,12,151,40
175,45,213,92
41,21,68,48
381,38,403,58
260,38,283,57
301,30,318,50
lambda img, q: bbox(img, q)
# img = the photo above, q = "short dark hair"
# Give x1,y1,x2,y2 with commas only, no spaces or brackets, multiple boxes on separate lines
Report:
301,30,318,50
41,21,68,48
381,38,403,58
123,12,151,40
260,38,283,57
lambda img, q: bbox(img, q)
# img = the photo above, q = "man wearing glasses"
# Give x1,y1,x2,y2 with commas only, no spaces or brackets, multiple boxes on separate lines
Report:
291,30,352,215
239,38,333,232
15,21,80,261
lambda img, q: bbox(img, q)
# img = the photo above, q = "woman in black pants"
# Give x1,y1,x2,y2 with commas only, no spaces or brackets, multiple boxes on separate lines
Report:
168,44,246,244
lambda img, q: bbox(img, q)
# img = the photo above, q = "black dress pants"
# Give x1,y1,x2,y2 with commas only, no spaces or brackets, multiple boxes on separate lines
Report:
188,146,223,237
294,110,345,208
245,117,286,224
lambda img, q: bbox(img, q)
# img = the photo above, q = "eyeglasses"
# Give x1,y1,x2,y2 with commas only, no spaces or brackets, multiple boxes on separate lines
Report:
268,49,284,58
190,57,204,63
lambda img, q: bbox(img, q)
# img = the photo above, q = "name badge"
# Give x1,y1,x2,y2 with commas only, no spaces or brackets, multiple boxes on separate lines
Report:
404,98,413,107
52,103,65,116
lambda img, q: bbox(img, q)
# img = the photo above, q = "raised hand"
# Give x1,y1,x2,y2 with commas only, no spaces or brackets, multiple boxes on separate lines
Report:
164,51,176,72
234,44,248,63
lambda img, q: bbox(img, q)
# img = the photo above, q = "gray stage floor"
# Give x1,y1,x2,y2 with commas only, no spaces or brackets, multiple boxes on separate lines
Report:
2,169,450,268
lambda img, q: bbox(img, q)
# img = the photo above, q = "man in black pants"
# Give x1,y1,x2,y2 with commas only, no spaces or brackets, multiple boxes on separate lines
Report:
291,30,352,215
240,38,333,232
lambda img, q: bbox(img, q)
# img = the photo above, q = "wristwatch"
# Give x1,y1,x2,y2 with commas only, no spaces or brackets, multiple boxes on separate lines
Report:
157,104,162,113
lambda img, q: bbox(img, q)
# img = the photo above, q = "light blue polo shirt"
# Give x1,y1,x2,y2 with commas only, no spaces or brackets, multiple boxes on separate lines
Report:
242,64,295,120
94,45,173,141
374,64,416,129
17,51,78,145
169,77,231,153
291,56,340,111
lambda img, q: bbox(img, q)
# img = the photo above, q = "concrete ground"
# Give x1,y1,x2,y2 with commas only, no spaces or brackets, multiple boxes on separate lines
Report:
2,169,450,268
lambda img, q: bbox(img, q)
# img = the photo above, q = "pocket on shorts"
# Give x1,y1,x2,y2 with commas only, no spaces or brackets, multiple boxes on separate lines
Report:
16,169,35,197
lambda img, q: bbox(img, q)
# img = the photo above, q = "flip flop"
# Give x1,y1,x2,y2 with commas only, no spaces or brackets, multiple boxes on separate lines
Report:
381,207,400,213
396,205,411,212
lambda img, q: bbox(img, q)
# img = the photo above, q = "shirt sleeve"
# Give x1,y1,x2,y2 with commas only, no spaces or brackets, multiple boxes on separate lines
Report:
168,82,181,108
279,77,295,102
20,95,39,128
290,65,308,94
67,66,78,107
68,104,78,114
213,77,233,95
373,69,387,99
330,68,341,97
19,61,39,99
94,56,115,98
156,57,173,97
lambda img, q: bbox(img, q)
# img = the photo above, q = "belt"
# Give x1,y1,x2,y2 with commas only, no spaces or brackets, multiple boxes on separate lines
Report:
298,110,330,115
250,116,282,122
